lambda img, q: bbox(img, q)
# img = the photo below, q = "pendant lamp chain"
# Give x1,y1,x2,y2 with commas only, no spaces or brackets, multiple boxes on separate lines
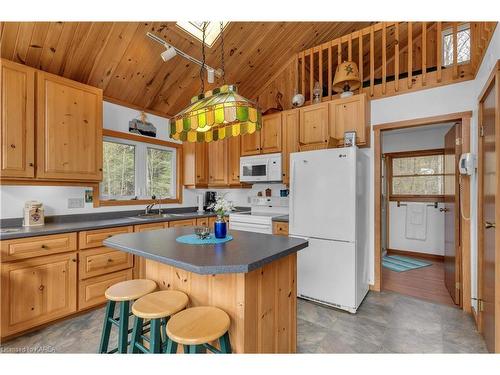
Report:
220,21,225,84
199,22,207,94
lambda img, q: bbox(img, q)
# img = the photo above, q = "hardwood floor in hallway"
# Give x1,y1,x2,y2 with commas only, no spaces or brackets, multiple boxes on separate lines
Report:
382,253,455,306
0,291,486,354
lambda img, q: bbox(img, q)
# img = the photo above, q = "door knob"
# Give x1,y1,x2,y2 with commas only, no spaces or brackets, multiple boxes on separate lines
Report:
439,208,449,212
485,221,496,229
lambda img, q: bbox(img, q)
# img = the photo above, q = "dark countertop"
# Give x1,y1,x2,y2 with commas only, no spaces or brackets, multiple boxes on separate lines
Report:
103,227,308,275
272,215,289,223
0,208,250,240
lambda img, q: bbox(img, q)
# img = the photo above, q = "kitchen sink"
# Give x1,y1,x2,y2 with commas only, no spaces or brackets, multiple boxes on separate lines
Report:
0,228,22,233
128,213,172,220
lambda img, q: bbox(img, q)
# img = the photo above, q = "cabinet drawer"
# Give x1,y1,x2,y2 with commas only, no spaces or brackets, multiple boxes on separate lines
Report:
1,233,77,261
134,222,168,232
196,217,209,226
78,226,133,249
169,219,196,227
272,222,289,236
79,247,134,280
78,269,133,310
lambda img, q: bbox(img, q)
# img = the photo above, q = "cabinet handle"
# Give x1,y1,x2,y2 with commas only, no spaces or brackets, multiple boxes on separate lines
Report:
107,258,113,262
39,285,45,291
29,162,34,167
72,258,77,262
41,244,47,249
10,144,15,148
99,168,103,172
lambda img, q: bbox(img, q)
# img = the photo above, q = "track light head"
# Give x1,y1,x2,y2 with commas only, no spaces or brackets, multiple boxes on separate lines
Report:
207,68,215,83
160,46,177,62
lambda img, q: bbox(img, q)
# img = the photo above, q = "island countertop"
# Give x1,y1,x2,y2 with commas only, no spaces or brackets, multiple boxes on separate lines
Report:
103,227,308,275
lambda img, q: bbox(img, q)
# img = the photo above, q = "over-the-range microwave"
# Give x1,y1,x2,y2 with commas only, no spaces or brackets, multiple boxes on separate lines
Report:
239,153,282,183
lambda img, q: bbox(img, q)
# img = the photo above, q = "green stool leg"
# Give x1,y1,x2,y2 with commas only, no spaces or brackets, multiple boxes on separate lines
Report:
117,300,130,354
98,300,116,353
165,338,178,354
184,345,204,354
219,332,232,354
129,317,144,353
150,319,162,353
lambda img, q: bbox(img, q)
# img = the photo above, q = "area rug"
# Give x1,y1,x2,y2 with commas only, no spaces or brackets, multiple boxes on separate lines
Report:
382,255,432,272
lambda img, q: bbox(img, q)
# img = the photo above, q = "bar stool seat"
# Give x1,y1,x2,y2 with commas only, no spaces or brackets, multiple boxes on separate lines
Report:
167,306,231,353
130,290,189,354
105,279,157,302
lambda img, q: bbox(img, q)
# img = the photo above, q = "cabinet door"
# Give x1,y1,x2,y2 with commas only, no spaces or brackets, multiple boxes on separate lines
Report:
1,252,77,337
228,136,241,185
0,59,35,178
329,94,368,146
281,110,299,185
260,113,282,154
195,142,209,184
183,141,208,187
240,131,261,156
299,103,329,150
208,139,228,186
36,72,103,181
170,219,196,227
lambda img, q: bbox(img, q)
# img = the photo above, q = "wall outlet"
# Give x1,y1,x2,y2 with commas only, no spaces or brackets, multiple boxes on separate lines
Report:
68,198,84,209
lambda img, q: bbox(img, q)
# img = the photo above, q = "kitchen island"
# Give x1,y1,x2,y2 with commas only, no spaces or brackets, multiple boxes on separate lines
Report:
104,227,308,353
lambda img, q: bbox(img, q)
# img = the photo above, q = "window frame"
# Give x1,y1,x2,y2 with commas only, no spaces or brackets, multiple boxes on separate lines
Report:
441,22,471,67
96,129,182,207
385,149,445,203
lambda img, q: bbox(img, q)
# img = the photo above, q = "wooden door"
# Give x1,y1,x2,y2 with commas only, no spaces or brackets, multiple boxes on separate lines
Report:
299,103,329,150
443,123,461,305
329,94,368,146
479,76,497,353
240,130,261,156
0,59,35,178
282,109,299,185
260,113,282,154
1,252,77,337
36,72,103,181
228,135,241,185
208,139,228,186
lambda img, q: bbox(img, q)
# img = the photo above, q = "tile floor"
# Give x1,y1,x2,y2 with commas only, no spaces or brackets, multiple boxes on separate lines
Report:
0,291,487,354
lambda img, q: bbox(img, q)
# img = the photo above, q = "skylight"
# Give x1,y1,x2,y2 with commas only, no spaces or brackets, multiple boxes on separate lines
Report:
176,21,229,47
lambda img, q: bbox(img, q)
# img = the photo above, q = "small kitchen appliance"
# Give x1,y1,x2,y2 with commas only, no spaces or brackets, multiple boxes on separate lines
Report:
239,153,282,183
205,191,217,210
23,200,45,227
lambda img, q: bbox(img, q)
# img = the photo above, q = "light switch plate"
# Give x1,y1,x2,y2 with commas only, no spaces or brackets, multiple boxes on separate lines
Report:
68,198,84,209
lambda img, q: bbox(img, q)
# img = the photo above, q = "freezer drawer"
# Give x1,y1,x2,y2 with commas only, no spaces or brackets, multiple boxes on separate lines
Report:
296,237,357,312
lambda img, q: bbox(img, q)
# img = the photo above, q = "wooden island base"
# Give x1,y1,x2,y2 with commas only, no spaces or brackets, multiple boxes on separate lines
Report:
144,253,297,353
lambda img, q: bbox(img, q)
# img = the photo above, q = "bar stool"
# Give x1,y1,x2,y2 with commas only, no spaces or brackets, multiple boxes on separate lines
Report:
166,306,232,354
129,290,189,354
99,279,157,354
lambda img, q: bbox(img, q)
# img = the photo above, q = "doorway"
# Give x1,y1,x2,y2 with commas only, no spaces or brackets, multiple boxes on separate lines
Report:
477,61,500,353
373,111,472,312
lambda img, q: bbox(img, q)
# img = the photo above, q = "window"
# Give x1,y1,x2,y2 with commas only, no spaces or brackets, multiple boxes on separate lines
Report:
176,21,229,47
387,150,445,200
101,134,178,203
442,23,471,67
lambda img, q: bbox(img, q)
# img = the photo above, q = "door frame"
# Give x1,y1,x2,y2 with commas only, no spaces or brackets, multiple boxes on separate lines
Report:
477,60,500,351
373,111,473,313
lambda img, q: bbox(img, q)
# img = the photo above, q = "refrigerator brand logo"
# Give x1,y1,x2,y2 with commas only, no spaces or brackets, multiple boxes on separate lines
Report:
338,154,347,158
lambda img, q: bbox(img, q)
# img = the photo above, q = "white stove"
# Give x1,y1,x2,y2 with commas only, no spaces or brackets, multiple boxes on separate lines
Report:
230,197,288,234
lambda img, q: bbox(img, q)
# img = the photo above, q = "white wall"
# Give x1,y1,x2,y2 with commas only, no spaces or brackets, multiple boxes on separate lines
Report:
0,101,252,219
382,123,453,153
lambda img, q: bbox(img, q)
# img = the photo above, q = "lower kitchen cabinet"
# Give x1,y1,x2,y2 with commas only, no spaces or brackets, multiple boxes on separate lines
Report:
272,222,289,236
78,269,132,310
79,247,134,280
169,219,197,227
0,252,77,337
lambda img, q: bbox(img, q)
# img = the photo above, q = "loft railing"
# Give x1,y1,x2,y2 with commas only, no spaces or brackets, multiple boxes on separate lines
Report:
294,22,496,103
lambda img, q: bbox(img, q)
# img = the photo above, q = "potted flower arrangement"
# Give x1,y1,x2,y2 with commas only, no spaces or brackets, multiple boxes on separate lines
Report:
208,195,234,238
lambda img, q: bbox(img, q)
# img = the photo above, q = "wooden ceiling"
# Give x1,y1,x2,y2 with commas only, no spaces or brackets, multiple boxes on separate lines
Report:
0,22,375,117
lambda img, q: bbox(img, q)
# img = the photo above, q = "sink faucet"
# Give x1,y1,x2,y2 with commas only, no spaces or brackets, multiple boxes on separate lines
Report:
145,196,162,215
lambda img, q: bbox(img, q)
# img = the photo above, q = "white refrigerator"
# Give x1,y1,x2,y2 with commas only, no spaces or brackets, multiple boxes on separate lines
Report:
289,147,370,313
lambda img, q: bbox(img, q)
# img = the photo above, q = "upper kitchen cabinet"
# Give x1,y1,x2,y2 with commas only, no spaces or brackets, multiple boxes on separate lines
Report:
36,72,103,181
240,113,282,156
0,59,35,178
183,141,208,188
281,109,299,185
329,93,370,147
228,135,242,186
298,102,329,151
208,139,228,186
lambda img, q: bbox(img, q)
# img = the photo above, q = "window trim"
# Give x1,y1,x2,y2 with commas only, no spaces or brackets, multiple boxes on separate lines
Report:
441,22,471,67
95,129,183,207
385,148,445,203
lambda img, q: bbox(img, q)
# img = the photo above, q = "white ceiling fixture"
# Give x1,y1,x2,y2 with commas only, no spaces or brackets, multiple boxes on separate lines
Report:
146,31,223,83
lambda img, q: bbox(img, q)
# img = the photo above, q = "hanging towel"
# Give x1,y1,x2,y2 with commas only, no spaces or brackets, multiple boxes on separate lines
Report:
405,203,427,240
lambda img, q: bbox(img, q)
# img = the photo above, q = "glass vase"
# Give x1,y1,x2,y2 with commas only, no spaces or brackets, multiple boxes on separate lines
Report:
214,215,227,239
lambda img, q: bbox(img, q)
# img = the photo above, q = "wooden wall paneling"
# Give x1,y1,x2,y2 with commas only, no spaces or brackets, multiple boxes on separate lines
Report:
44,22,79,75
382,22,387,94
394,22,400,91
370,26,374,96
408,22,413,89
24,22,50,68
37,22,64,71
11,23,35,65
0,23,20,61
422,22,427,85
58,22,93,77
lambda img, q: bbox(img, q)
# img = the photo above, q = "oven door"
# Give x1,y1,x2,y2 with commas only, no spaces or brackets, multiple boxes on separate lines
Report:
240,161,269,182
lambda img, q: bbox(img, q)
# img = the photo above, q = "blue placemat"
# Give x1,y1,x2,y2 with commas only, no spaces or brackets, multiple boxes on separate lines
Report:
176,234,233,245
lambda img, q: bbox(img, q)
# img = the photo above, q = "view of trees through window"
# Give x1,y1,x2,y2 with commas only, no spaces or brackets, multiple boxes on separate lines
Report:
391,154,444,196
443,24,471,66
102,141,135,197
146,147,173,198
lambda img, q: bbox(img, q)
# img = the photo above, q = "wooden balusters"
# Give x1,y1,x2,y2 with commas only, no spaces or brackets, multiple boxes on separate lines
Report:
348,34,352,61
309,48,313,103
370,26,374,96
318,47,323,100
328,42,332,100
437,22,442,82
422,22,427,86
358,33,363,92
301,51,305,98
382,22,387,94
452,22,458,79
408,22,413,89
337,40,342,65
394,22,400,92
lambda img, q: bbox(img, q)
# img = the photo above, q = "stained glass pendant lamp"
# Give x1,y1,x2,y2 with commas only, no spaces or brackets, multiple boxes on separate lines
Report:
170,22,261,143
